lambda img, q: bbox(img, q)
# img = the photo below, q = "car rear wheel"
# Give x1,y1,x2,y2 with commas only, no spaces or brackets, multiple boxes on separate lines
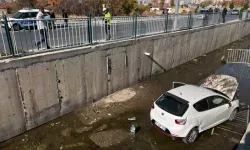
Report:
182,128,199,144
229,109,237,121
13,24,21,31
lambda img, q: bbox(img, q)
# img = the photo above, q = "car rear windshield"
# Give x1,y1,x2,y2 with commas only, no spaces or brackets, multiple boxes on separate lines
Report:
156,94,188,117
12,12,22,19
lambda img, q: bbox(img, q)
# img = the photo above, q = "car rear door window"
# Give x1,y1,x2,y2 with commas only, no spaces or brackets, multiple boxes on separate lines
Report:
31,12,38,18
21,13,31,19
193,98,209,112
156,94,188,117
209,96,226,108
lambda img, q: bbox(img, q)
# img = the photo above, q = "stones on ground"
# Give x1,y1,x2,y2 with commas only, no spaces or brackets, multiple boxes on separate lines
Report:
96,124,108,132
221,55,226,64
37,144,47,150
64,142,85,148
128,117,136,121
75,126,93,134
193,59,199,64
90,129,129,148
61,128,72,137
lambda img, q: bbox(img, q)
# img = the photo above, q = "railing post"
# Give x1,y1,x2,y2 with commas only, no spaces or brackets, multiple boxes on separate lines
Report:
165,13,168,32
188,12,192,29
3,15,14,57
87,13,93,44
133,12,137,38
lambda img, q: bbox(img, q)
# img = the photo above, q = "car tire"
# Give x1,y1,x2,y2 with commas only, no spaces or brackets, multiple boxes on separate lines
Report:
229,109,237,121
182,128,199,144
13,24,21,31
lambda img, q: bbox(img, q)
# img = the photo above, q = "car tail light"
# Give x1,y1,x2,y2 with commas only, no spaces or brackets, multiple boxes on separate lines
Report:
151,103,154,109
175,119,187,125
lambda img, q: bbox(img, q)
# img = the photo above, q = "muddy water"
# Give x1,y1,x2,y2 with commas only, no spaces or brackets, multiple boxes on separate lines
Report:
1,35,250,150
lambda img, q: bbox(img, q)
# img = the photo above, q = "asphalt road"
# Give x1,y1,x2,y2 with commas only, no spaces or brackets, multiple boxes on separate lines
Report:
0,14,239,55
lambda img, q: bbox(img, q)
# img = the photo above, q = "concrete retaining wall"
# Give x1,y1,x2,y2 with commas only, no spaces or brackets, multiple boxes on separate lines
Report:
1,20,250,142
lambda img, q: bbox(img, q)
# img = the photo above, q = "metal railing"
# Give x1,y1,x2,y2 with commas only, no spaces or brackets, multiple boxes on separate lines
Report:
227,49,250,64
0,12,241,59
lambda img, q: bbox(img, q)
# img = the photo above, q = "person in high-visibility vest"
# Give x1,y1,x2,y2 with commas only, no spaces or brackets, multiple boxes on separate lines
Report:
104,8,111,40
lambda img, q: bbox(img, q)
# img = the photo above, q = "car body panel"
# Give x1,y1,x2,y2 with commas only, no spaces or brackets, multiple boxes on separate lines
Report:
200,74,238,100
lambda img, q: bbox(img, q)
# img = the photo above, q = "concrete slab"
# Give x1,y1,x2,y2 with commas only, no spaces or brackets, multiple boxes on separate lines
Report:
194,31,203,58
84,50,108,104
205,29,214,53
127,44,140,86
165,36,174,70
172,35,183,68
17,62,60,130
0,70,26,142
108,47,128,94
188,32,197,60
152,38,167,75
138,40,154,80
180,34,190,65
55,55,87,116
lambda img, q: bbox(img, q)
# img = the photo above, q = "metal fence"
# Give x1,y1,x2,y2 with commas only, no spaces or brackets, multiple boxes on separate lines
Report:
0,12,242,59
227,49,250,64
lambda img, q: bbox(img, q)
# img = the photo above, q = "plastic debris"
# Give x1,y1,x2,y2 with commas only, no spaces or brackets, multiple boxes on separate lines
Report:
130,124,136,135
128,117,136,121
108,113,111,116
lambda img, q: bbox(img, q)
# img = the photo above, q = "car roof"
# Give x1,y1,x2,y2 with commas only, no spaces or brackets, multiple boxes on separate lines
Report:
18,9,49,13
200,74,238,100
168,85,217,104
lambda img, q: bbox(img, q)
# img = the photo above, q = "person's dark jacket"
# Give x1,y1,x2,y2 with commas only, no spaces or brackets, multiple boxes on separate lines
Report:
222,8,227,16
62,11,68,18
50,12,55,19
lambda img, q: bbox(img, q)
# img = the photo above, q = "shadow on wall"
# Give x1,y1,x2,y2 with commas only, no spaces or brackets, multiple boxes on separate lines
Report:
145,55,167,72
234,132,250,150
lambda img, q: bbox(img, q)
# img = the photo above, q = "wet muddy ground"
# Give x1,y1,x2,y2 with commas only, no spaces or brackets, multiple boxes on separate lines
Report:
1,35,250,150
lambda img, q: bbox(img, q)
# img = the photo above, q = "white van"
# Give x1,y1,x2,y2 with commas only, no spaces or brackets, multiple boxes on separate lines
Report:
2,8,51,31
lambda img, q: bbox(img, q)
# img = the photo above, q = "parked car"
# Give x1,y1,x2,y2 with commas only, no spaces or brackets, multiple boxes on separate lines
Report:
150,74,239,144
231,9,239,15
196,14,208,20
1,8,51,31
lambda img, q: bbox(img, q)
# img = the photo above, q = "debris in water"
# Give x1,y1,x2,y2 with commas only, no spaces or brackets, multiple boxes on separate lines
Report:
60,146,63,149
55,122,61,125
221,55,226,64
128,117,136,121
108,113,112,116
61,128,72,137
75,126,93,133
193,59,199,64
96,124,108,132
50,123,55,127
89,119,97,125
199,73,203,76
140,86,144,89
130,124,136,135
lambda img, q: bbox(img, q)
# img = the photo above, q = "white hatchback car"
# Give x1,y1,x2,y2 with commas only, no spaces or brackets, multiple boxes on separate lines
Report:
150,74,239,144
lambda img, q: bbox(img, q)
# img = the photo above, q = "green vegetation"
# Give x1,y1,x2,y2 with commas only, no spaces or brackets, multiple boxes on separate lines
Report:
160,0,165,9
171,0,175,6
229,2,234,9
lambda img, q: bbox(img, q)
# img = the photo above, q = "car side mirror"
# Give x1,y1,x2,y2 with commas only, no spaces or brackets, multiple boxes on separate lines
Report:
227,102,232,108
